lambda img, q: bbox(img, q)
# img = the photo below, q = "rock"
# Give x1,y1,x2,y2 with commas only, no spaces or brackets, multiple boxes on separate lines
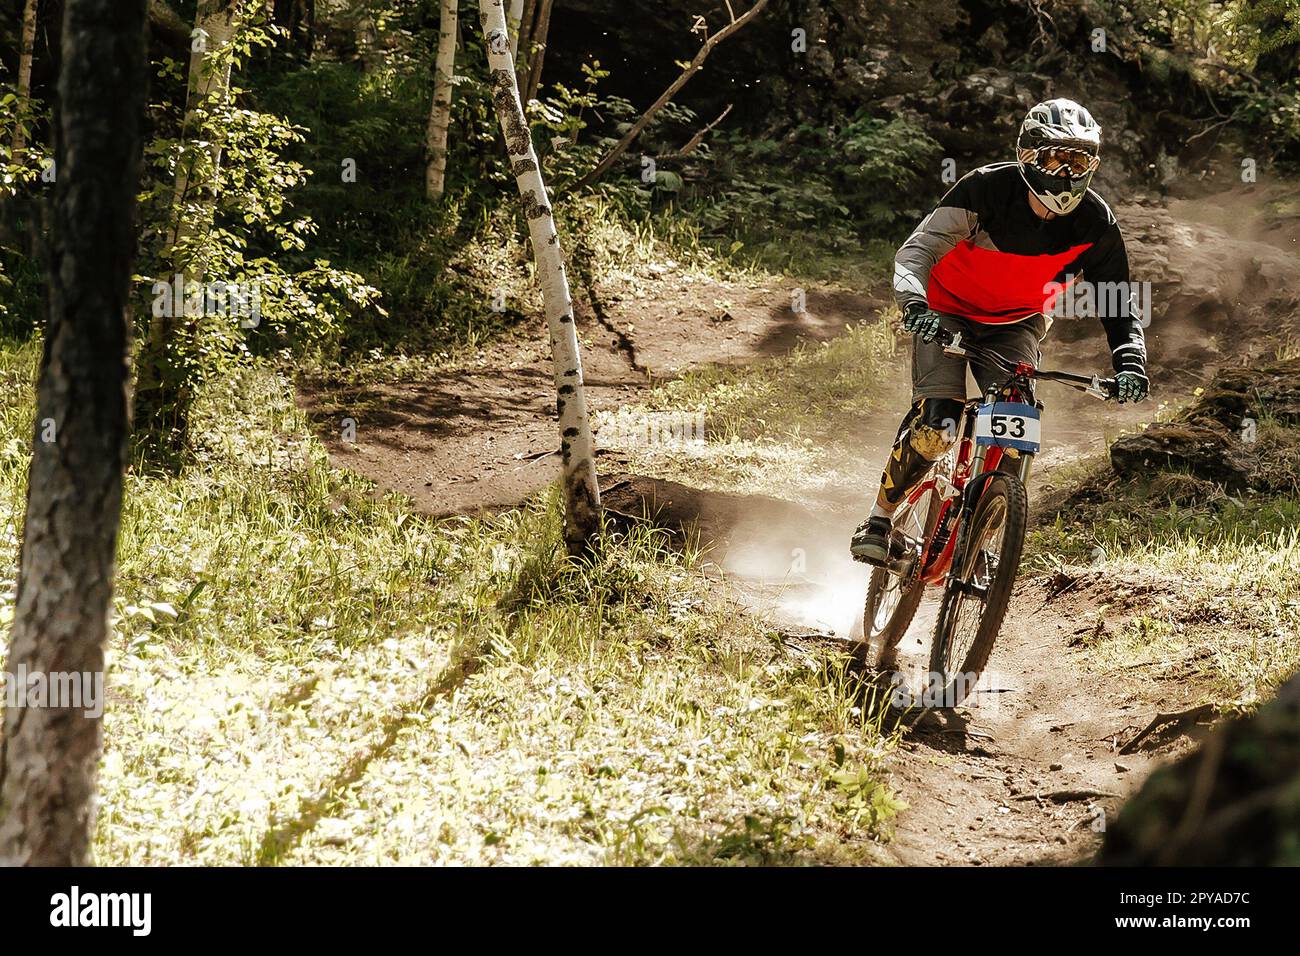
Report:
1185,359,1300,430
1109,421,1251,491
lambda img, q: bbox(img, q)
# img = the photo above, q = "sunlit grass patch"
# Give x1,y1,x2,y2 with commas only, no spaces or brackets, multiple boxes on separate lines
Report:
1027,433,1300,707
602,318,901,498
0,339,900,865
284,580,903,866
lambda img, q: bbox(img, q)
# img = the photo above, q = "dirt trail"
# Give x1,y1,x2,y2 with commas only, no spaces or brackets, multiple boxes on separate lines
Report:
691,392,1208,866
298,189,1299,865
300,273,881,516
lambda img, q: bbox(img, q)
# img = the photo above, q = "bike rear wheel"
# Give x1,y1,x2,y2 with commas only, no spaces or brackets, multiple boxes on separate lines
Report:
862,487,940,672
927,472,1027,707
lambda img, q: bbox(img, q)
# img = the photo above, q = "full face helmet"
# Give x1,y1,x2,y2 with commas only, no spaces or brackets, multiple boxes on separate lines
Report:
1017,98,1102,215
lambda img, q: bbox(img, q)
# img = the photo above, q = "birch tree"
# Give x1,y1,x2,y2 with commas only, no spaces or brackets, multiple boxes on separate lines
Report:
425,0,459,200
0,0,147,866
134,0,241,460
168,0,241,264
9,0,39,158
507,0,524,58
478,0,601,550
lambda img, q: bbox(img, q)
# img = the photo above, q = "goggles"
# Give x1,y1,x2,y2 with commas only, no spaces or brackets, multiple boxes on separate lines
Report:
1019,145,1100,179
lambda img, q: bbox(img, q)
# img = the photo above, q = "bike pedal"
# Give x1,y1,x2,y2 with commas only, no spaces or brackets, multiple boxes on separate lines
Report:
850,547,889,568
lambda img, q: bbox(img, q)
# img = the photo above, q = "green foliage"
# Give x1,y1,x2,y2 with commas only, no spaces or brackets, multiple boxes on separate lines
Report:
0,82,50,342
1232,0,1300,55
131,12,384,462
529,62,634,191
688,114,942,258
0,246,42,340
138,19,382,362
1236,87,1300,160
0,86,47,200
252,39,514,354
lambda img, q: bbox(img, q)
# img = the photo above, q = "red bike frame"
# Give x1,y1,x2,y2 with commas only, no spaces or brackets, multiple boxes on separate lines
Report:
899,361,1036,587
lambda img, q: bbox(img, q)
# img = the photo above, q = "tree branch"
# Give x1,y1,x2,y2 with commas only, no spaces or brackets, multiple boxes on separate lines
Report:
656,103,733,161
567,0,768,193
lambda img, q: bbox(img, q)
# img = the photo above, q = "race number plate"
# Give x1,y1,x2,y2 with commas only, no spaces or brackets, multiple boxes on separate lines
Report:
975,402,1041,453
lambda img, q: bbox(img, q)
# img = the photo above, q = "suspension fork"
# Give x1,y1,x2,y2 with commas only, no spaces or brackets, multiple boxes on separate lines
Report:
1016,452,1034,486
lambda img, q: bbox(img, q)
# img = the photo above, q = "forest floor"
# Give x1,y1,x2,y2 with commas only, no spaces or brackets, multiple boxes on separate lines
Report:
291,181,1300,865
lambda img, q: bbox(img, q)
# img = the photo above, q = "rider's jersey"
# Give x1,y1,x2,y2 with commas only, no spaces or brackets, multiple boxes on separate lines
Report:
893,162,1146,376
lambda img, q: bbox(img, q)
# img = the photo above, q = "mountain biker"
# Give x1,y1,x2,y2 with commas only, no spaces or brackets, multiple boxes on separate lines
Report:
851,98,1149,565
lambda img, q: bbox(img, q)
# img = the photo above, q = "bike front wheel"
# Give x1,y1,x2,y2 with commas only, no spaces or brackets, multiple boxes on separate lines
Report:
862,486,939,672
927,472,1028,707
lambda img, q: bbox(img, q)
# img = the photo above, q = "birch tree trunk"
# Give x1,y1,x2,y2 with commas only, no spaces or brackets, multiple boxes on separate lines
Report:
10,0,39,157
424,0,458,200
168,0,240,261
507,0,524,58
135,0,240,462
479,0,601,550
0,0,147,866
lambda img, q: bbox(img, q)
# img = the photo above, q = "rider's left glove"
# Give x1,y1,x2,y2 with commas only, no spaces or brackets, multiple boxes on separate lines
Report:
902,302,943,344
1115,370,1149,404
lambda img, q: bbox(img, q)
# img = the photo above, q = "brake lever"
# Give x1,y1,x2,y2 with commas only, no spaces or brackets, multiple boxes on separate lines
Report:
1085,375,1117,401
941,331,967,357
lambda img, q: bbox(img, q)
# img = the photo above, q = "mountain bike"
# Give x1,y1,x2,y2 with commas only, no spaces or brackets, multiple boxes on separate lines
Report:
862,325,1119,708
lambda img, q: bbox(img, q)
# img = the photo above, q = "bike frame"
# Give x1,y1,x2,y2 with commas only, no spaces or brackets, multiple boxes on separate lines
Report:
903,382,1026,588
893,326,1115,589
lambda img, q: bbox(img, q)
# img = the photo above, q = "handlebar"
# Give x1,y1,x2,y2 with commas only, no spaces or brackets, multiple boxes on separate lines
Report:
934,327,1118,401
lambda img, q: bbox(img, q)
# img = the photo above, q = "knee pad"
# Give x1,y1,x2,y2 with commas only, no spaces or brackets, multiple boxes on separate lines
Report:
908,398,963,460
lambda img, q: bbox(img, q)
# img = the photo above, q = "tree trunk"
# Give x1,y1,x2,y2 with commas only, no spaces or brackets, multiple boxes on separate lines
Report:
168,0,240,260
0,0,147,866
478,0,601,551
514,0,536,90
506,0,524,59
133,0,240,464
10,0,40,157
522,0,553,103
424,0,458,200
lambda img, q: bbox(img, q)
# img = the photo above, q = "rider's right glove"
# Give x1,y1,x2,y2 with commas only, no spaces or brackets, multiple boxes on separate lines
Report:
1115,369,1149,404
902,302,942,344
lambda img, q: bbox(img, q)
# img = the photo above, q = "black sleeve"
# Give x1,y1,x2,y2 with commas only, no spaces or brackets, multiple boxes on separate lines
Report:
1079,219,1147,377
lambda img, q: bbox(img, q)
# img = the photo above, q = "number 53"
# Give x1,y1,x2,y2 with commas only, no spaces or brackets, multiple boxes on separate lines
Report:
991,415,1026,438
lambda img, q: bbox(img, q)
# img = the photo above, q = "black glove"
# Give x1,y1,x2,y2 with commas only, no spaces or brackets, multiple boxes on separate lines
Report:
1116,370,1149,403
1112,347,1149,403
902,302,942,344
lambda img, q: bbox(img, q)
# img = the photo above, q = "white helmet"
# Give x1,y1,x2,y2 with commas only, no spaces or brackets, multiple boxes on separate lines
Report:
1016,98,1102,215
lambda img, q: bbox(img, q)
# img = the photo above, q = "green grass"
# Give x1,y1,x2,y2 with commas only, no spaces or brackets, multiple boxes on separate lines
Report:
1026,422,1300,708
596,315,901,499
0,339,901,865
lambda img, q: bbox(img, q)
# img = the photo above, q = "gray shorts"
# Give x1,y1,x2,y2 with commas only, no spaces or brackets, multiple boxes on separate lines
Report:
912,313,1047,402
